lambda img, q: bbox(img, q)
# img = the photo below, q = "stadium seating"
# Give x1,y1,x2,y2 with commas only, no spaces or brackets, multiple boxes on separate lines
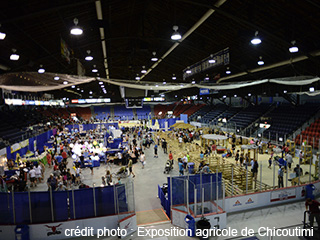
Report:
154,104,175,118
68,107,92,121
296,118,320,148
136,106,151,120
229,104,271,129
263,103,319,141
113,105,134,120
93,106,111,120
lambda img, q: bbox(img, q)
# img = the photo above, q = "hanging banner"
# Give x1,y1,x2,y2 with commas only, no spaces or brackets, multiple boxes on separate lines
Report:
183,47,230,80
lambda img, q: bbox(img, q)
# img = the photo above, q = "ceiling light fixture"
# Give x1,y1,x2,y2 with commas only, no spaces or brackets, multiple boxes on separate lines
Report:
85,50,93,61
77,88,80,90
192,81,195,84
135,74,140,80
38,65,45,74
99,81,103,85
54,76,60,81
151,52,158,61
10,49,19,61
257,56,264,65
283,90,287,93
92,65,98,73
71,85,75,88
289,40,299,53
171,25,182,40
70,18,83,35
208,54,216,64
248,93,252,96
186,67,191,74
309,87,315,92
89,91,93,94
141,66,147,74
81,90,84,92
226,67,231,74
172,74,176,80
234,94,237,97
0,24,6,40
251,31,261,45
63,81,68,85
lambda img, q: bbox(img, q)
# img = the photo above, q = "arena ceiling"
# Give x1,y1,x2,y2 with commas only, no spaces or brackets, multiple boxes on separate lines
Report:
0,0,320,100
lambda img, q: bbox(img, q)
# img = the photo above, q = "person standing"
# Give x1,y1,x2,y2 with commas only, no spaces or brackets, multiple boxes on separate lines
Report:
211,142,217,156
154,144,158,158
252,159,259,181
178,159,184,176
128,159,135,178
305,198,320,228
285,153,293,170
235,150,240,165
140,152,145,169
200,151,204,161
278,166,284,188
162,139,167,154
294,164,303,178
29,166,37,187
169,151,173,166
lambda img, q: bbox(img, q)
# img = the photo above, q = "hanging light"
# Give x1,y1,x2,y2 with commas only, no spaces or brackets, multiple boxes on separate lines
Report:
151,52,158,61
71,85,75,88
10,49,19,61
92,65,98,73
186,67,191,74
208,54,216,64
85,50,93,61
172,74,176,80
141,66,147,74
0,24,6,40
54,76,60,81
99,81,103,85
226,67,231,74
289,40,299,53
70,18,83,35
283,90,287,93
171,25,182,40
248,93,252,96
192,81,195,84
38,65,45,74
251,31,261,45
89,91,93,94
234,94,237,97
77,88,80,90
309,87,315,92
135,74,140,80
81,89,84,92
163,79,166,85
257,56,264,65
63,81,68,85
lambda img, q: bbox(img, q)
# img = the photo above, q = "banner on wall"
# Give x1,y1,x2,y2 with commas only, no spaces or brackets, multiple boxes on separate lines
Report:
270,188,296,202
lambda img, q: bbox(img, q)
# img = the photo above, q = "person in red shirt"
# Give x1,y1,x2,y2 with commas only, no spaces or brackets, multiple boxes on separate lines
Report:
169,151,173,165
305,198,320,227
211,142,217,156
61,150,68,163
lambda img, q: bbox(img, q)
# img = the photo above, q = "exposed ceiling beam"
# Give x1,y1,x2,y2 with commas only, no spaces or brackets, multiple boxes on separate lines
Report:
217,50,320,83
95,0,110,80
139,0,227,81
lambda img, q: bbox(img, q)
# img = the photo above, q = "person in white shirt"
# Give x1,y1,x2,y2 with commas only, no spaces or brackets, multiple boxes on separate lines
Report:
29,167,37,187
35,164,42,183
140,152,146,169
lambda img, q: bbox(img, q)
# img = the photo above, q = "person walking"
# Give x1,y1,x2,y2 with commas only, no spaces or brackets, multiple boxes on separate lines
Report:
128,159,135,178
140,152,145,169
285,153,293,170
305,198,320,228
278,166,284,188
154,144,158,158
